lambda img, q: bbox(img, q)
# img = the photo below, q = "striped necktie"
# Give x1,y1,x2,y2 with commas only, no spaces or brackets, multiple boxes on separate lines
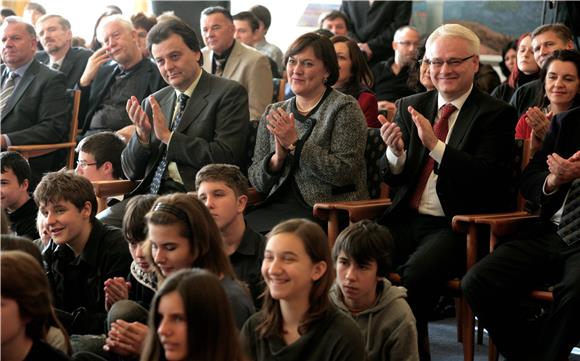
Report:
0,72,18,115
558,178,580,246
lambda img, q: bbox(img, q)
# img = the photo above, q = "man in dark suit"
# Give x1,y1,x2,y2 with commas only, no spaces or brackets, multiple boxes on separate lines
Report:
35,14,93,89
1,16,68,186
78,15,164,137
463,106,580,361
98,18,249,228
379,24,517,360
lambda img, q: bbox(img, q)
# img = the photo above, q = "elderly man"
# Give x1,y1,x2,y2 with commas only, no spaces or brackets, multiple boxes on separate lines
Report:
373,26,421,117
201,6,272,120
510,23,575,117
78,15,165,137
35,14,93,89
1,16,68,185
378,24,517,360
98,18,249,228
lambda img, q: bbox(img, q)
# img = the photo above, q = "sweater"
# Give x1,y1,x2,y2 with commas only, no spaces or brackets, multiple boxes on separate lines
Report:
329,279,419,361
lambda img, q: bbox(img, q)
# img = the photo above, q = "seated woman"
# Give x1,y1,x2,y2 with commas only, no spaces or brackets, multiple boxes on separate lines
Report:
241,219,365,361
101,194,254,359
492,33,540,103
515,49,580,152
1,250,71,361
331,35,379,128
141,268,244,361
407,46,435,94
247,33,368,233
499,39,517,80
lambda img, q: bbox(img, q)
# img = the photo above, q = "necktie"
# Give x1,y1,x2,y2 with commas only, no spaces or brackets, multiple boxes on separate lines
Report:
408,103,457,209
149,93,189,194
51,63,60,70
558,178,580,246
0,72,18,115
214,57,225,77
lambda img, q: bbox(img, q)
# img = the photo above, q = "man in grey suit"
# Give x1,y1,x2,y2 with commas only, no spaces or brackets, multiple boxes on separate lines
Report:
35,14,93,89
379,24,516,360
200,6,272,120
1,16,68,186
98,18,249,227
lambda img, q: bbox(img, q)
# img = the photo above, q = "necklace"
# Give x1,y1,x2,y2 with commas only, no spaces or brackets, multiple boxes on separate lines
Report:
296,89,326,114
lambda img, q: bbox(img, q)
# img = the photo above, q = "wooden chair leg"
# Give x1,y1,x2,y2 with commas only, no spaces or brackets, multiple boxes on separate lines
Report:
488,337,498,361
462,298,475,361
456,297,463,343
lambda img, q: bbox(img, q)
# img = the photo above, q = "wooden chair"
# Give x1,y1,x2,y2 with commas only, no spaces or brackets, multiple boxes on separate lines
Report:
92,179,138,213
8,89,81,169
313,127,391,248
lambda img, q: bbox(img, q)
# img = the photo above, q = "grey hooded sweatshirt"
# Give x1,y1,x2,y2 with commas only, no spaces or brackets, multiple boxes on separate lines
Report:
329,279,419,361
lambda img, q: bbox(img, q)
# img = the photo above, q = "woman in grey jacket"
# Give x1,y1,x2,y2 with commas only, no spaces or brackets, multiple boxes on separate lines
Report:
247,32,368,233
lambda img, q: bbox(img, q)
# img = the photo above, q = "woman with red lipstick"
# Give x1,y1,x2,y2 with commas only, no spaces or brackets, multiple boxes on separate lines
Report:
241,219,365,361
515,49,580,152
247,32,368,234
141,268,244,361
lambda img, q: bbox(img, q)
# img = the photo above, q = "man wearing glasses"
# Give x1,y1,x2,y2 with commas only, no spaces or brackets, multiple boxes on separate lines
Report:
377,24,517,360
373,26,421,118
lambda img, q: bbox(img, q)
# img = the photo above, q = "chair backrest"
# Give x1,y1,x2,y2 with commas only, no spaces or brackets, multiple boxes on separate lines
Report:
365,127,387,199
66,89,81,168
507,138,532,211
243,119,260,176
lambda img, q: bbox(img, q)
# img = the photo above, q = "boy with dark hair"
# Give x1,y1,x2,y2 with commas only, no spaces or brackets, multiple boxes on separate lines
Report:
0,151,39,240
75,131,126,182
195,163,265,307
330,220,419,361
36,171,131,335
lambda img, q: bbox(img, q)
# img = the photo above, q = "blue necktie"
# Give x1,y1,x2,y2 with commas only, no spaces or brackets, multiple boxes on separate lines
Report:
149,93,189,194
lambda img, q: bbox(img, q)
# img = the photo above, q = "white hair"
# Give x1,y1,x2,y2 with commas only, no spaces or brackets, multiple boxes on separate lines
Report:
425,23,480,56
97,14,134,43
394,26,419,43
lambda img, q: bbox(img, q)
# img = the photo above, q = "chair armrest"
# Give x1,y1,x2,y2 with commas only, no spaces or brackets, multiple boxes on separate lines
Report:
247,187,266,206
92,180,138,198
8,142,77,159
476,214,540,238
452,211,530,233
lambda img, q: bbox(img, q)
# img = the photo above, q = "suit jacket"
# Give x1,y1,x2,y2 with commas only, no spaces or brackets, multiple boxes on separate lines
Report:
121,71,250,194
36,46,93,89
379,88,517,221
509,78,541,117
78,58,165,133
202,40,273,120
1,60,68,184
520,105,580,221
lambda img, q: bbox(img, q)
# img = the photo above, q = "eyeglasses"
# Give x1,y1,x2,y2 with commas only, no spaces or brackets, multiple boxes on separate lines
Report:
424,55,475,69
76,160,98,169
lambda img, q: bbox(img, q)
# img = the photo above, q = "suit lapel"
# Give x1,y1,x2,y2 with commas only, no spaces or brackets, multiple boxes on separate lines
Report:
2,61,38,118
175,72,209,132
414,92,439,161
223,41,241,78
59,48,75,79
447,89,479,149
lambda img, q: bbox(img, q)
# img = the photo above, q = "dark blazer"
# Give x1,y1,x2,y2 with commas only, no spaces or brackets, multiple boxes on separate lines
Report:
520,105,580,220
121,71,250,194
509,78,542,117
36,46,93,89
1,60,68,184
379,88,518,221
78,58,165,133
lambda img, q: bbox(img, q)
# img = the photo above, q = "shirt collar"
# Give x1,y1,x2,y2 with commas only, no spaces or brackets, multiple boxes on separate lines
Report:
5,58,34,79
437,84,473,112
174,68,202,99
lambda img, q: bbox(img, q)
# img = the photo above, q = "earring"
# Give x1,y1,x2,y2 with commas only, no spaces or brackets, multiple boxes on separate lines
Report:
323,77,328,84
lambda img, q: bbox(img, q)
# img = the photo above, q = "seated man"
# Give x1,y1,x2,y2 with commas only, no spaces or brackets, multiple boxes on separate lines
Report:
378,24,516,360
0,151,39,240
319,10,349,37
201,6,272,119
233,11,278,77
249,5,284,77
78,15,165,137
462,106,580,361
98,18,249,228
373,26,421,118
510,23,575,117
0,16,68,186
35,14,93,89
37,171,131,335
195,163,265,307
330,220,419,361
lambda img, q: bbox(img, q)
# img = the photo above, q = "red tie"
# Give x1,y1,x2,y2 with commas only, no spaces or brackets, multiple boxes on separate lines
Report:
408,103,457,210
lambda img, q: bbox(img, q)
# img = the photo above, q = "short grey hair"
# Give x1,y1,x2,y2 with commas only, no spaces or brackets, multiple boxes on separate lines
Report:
1,16,37,40
394,25,419,43
426,23,480,56
36,14,71,32
97,14,134,43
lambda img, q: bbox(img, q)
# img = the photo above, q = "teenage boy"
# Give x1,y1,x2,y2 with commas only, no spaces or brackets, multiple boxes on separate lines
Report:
195,163,265,306
36,171,131,335
75,132,126,183
330,220,419,361
0,151,39,240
